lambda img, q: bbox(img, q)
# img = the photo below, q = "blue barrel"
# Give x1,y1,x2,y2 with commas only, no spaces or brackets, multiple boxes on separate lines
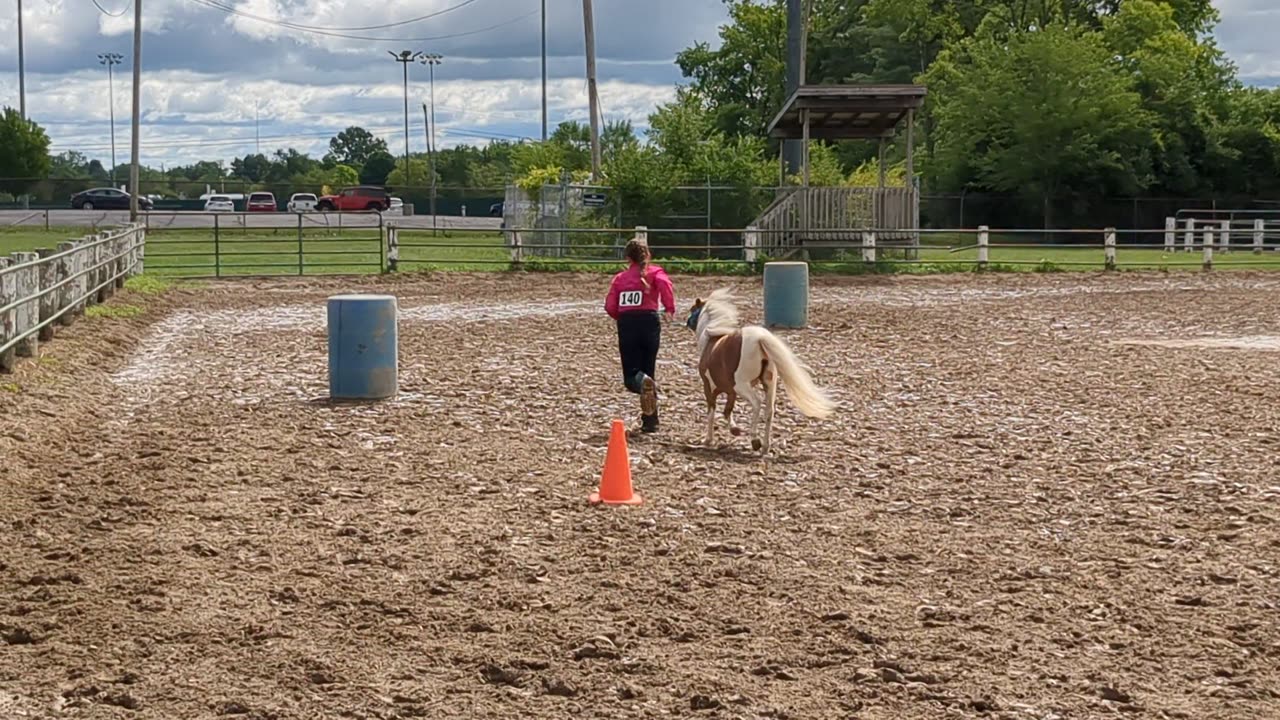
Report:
763,261,809,328
327,294,398,400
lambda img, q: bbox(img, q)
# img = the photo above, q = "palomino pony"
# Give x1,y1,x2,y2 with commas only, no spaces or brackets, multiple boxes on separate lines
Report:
686,289,835,454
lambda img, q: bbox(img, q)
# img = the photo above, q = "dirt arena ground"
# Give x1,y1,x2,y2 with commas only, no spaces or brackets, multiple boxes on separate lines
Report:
1,271,1278,720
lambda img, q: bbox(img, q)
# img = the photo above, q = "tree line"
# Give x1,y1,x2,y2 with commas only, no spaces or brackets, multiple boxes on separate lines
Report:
3,0,1277,227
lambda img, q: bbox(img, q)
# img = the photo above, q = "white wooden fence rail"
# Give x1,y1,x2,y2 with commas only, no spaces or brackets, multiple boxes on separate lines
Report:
0,224,146,373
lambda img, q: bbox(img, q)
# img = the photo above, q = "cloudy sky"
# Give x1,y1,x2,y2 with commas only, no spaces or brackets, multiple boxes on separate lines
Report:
0,0,1275,168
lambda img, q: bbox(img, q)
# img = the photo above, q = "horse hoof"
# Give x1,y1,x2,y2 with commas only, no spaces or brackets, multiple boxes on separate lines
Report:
730,426,744,436
751,439,762,451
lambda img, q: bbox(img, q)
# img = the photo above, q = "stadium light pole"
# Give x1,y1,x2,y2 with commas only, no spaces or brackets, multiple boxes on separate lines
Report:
16,0,25,119
128,0,142,222
389,50,423,188
98,53,124,187
419,53,442,231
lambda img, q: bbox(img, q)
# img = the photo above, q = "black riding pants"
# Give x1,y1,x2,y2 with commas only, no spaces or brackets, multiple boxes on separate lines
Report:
616,311,660,394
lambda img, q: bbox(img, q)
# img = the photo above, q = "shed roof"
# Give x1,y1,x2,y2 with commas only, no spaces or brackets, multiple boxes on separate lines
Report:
766,85,927,140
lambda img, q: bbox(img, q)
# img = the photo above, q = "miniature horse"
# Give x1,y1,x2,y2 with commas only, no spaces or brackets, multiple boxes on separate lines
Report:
686,289,834,454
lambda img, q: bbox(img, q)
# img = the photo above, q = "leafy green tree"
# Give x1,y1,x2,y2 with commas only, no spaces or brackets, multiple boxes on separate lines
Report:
0,108,51,197
327,126,390,169
926,23,1154,225
360,151,397,185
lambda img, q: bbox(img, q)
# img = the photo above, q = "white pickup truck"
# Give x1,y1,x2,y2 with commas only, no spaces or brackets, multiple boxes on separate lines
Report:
287,193,318,213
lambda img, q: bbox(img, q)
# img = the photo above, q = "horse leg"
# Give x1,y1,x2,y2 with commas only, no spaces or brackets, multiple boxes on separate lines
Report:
735,379,763,451
761,366,778,455
702,373,717,447
725,393,742,436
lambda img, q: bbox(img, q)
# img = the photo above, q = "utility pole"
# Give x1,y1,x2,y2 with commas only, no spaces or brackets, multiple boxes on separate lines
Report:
389,50,422,188
783,0,804,179
128,0,142,221
420,53,442,232
581,0,601,179
99,53,124,187
540,0,545,141
16,0,25,119
255,99,260,154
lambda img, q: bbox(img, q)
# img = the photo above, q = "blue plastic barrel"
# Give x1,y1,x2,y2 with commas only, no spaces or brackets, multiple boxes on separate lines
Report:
763,261,809,328
327,294,399,400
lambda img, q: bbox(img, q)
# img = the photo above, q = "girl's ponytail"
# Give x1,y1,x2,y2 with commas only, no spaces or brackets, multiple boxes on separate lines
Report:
624,237,651,289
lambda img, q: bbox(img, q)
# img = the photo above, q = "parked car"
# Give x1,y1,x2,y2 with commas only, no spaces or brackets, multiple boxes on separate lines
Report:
315,185,390,212
489,201,503,217
205,195,235,212
389,197,404,213
246,191,277,212
287,193,317,213
70,187,153,211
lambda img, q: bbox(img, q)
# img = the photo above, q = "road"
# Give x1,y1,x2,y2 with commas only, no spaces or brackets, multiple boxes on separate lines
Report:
0,210,503,232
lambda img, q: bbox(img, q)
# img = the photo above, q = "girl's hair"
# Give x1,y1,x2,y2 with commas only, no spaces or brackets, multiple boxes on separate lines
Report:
624,237,651,288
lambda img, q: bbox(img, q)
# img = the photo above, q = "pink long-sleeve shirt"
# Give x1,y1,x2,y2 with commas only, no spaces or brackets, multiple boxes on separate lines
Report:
604,263,676,320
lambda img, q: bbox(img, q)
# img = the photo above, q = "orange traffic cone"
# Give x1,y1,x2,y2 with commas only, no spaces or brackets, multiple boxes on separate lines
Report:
589,419,643,505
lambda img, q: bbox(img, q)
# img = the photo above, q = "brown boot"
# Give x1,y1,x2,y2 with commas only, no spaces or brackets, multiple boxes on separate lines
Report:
640,375,658,418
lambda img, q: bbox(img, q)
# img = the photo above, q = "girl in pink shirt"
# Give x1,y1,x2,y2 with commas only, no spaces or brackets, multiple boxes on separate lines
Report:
604,238,676,433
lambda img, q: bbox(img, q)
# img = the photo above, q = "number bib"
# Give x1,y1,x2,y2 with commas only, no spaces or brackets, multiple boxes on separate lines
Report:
618,290,643,308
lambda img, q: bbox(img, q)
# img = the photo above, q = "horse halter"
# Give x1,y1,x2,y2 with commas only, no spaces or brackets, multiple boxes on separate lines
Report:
685,306,702,332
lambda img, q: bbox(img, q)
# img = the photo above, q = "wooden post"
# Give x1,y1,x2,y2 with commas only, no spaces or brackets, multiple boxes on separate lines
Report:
36,248,56,341
9,252,38,357
56,242,76,326
75,238,92,317
386,223,399,272
1219,219,1231,255
977,226,989,270
135,226,146,275
1254,219,1264,254
635,225,648,243
1164,217,1175,253
1104,228,1116,271
744,226,759,265
862,231,876,264
114,229,127,288
0,258,14,372
1183,217,1194,253
510,229,524,266
94,236,108,303
1202,228,1213,271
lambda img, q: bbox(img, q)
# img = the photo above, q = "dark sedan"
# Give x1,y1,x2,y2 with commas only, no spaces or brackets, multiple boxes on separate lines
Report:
70,187,153,211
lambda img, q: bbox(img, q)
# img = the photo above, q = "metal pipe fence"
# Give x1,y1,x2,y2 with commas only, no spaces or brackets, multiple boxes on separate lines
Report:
0,224,145,372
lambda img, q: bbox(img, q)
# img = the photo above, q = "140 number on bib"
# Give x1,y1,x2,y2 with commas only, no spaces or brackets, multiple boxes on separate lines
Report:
619,291,643,308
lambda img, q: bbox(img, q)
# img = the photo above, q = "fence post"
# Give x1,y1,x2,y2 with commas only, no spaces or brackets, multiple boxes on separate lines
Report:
296,217,305,276
1183,217,1194,253
1104,228,1117,271
1219,219,1231,255
9,252,39,358
0,258,13,372
94,235,108,303
386,223,399,272
136,225,146,275
1202,228,1214,271
744,225,759,265
634,225,648,243
37,248,57,341
977,226,989,270
55,242,76,326
1164,217,1175,253
112,231,124,289
1254,219,1264,254
510,230,523,267
214,214,222,279
862,231,876,264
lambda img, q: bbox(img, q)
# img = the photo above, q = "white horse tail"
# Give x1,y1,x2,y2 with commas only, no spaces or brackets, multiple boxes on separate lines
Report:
755,329,836,419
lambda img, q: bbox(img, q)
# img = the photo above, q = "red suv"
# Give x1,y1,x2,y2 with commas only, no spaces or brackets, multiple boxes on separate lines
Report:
246,192,277,212
316,186,390,212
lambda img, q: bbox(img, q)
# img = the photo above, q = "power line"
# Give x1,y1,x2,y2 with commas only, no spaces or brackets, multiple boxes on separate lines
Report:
50,124,530,152
185,0,481,33
185,0,538,42
92,0,133,18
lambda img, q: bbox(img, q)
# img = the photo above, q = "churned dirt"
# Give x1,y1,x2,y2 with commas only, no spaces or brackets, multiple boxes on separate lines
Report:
1,271,1278,720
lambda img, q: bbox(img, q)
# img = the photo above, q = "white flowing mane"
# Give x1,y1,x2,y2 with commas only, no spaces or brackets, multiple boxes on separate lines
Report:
699,288,742,338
